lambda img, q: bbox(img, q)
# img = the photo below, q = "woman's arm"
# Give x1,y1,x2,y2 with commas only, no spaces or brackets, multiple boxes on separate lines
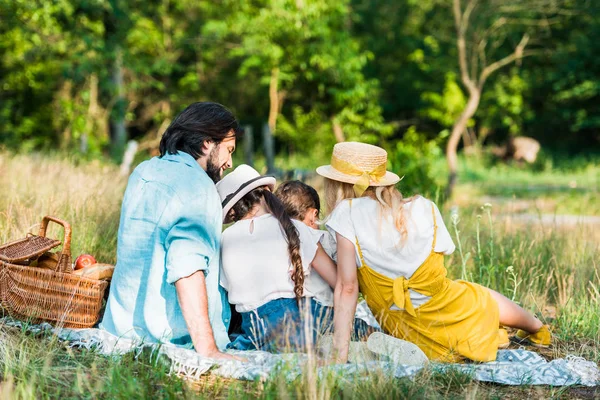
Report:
332,233,359,364
310,243,337,288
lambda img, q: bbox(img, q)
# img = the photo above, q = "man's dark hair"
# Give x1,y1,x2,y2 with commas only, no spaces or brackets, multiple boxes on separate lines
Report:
159,102,243,159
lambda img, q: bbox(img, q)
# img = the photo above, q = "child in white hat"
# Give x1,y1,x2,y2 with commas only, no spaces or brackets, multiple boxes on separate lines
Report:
318,142,551,363
217,165,337,352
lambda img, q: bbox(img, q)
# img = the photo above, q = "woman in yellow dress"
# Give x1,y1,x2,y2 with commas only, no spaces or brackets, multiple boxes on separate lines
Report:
317,142,551,363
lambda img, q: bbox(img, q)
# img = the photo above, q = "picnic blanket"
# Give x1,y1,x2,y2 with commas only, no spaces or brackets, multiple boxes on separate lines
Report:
1,317,598,387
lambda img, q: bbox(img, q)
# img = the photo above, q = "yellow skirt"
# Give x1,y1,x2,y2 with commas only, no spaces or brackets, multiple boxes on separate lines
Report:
375,280,500,362
358,254,500,362
352,200,500,362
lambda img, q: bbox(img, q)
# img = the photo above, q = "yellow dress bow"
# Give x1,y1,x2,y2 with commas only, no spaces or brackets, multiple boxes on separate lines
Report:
392,276,417,317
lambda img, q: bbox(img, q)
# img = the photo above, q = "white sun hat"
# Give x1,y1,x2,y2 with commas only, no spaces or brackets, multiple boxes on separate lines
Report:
316,142,401,196
216,164,276,222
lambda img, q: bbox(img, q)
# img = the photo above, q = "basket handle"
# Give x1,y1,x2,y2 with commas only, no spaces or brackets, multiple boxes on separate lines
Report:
39,216,73,273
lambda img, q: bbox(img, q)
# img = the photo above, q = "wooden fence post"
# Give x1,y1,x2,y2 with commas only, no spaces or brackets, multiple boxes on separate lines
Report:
243,124,254,167
262,123,275,173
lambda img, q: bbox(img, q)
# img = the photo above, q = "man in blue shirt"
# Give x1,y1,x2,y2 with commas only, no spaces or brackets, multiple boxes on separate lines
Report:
101,102,241,361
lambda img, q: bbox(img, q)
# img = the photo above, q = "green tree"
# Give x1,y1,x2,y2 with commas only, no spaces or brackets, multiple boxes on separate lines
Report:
0,0,108,154
204,0,390,149
446,0,572,196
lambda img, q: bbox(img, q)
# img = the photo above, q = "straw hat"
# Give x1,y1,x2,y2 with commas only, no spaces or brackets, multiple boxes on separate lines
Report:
316,142,400,196
216,164,276,222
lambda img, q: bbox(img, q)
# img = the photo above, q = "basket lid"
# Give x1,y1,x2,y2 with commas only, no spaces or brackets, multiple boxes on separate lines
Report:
0,235,61,263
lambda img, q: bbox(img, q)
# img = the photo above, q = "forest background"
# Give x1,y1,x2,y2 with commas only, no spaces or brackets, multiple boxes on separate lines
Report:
1,1,600,398
2,0,599,194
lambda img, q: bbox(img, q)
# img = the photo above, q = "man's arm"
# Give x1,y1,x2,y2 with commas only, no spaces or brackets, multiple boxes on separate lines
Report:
175,270,242,361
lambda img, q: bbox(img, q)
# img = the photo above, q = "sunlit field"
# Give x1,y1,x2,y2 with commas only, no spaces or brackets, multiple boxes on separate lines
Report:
0,151,598,399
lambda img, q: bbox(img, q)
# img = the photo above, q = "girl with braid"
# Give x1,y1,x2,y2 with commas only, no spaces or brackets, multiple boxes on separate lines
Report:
274,180,381,340
216,165,336,352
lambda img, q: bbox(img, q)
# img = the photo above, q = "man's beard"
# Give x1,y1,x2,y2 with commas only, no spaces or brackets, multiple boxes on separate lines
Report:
205,145,222,183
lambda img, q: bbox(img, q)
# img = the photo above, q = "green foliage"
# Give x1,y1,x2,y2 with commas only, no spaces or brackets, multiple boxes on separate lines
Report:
388,127,443,198
480,69,534,137
276,106,337,158
0,0,112,156
351,0,454,127
1,0,599,161
421,72,468,128
206,0,392,142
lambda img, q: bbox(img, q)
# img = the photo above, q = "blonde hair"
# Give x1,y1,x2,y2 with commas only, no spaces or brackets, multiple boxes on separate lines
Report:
324,178,409,242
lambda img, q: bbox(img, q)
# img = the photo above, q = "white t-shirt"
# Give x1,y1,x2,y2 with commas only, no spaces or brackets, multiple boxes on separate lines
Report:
302,231,337,307
320,231,338,262
221,213,324,312
325,196,455,309
303,249,334,306
313,230,382,328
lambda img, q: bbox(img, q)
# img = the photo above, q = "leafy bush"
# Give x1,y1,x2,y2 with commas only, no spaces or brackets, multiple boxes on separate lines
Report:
388,127,443,199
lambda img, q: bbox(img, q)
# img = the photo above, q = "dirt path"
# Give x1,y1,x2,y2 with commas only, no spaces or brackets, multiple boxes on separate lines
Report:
499,213,600,226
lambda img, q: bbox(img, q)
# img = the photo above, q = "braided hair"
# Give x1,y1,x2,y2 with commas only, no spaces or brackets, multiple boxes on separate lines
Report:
225,186,304,299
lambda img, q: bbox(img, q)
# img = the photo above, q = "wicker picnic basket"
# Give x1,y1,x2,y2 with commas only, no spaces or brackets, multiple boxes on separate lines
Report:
0,216,109,328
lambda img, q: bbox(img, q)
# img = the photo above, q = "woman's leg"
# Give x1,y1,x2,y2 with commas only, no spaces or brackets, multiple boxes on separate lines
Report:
487,288,543,332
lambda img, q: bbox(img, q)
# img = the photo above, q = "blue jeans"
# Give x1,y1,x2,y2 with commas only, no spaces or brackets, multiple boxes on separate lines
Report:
227,298,380,352
227,298,306,352
310,299,334,335
311,299,380,341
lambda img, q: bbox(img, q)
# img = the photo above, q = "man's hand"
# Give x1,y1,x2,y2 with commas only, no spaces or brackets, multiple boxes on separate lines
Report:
176,271,238,357
175,271,247,362
202,348,247,362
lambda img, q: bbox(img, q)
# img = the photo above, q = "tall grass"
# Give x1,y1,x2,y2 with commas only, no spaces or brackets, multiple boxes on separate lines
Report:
448,202,599,354
0,153,125,263
0,151,598,398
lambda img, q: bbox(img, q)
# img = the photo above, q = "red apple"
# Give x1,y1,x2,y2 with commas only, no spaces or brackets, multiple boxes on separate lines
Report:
75,254,97,270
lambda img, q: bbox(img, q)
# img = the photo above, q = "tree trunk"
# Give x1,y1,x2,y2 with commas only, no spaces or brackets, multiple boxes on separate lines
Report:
268,67,280,134
445,88,481,198
243,124,254,167
81,74,100,154
111,46,127,160
57,80,73,149
332,117,345,143
262,123,275,174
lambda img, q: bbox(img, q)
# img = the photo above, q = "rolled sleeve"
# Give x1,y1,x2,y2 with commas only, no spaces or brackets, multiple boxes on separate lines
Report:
164,199,218,285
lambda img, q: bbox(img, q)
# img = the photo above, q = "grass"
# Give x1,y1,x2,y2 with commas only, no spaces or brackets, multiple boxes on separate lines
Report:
0,151,599,399
453,152,600,216
456,151,600,189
